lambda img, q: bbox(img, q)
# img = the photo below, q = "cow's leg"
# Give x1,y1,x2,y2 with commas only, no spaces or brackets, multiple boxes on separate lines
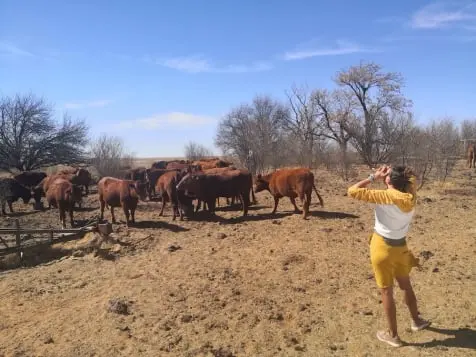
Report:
241,191,250,216
1,200,6,215
85,184,89,195
99,199,105,221
159,196,166,216
110,206,116,224
130,205,136,223
69,203,75,227
271,197,279,214
195,200,201,212
207,199,216,215
302,191,311,219
123,205,130,226
59,204,66,229
7,201,13,213
290,197,301,213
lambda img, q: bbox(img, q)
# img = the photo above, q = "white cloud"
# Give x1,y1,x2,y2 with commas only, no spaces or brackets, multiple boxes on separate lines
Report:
283,40,380,60
0,42,34,57
115,112,215,130
156,55,273,73
63,99,113,110
410,2,476,29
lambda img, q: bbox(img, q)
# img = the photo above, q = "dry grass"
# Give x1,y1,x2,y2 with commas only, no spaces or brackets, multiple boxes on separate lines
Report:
0,162,475,357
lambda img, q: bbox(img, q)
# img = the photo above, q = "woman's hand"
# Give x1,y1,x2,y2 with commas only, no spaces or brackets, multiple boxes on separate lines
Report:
374,165,391,181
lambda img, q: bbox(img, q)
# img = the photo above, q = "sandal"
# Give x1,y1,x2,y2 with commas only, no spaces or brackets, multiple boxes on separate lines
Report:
411,318,431,332
376,330,403,347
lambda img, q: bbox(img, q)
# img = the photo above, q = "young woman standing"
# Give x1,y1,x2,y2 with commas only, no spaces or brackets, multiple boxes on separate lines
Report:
348,165,431,347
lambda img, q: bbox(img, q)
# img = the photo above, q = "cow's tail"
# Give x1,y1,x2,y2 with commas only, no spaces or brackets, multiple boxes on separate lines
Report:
312,183,324,207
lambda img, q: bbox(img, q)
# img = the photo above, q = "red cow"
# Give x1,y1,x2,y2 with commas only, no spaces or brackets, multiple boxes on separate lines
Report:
97,177,147,226
155,170,194,220
254,168,324,219
45,178,83,228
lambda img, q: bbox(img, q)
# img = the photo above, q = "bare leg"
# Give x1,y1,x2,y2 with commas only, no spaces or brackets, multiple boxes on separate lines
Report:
380,287,398,338
396,276,426,325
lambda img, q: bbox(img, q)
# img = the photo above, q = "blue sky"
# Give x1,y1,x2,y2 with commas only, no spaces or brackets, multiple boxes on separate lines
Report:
1,0,475,157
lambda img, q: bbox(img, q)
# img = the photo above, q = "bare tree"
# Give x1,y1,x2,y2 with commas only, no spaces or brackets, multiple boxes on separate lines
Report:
312,89,355,180
89,134,134,178
215,95,287,174
280,85,321,168
427,118,460,182
184,141,214,161
0,93,89,172
460,119,476,139
334,61,412,167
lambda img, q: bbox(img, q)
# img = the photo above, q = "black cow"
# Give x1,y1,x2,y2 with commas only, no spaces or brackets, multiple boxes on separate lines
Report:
176,170,251,217
0,178,32,215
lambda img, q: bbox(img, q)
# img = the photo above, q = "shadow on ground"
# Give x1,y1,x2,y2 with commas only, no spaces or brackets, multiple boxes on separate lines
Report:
407,327,476,350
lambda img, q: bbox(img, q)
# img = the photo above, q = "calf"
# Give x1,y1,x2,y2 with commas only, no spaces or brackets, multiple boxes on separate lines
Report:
176,170,251,217
46,178,82,228
98,177,147,226
156,170,193,220
254,168,324,219
145,168,181,199
0,178,32,216
13,171,47,189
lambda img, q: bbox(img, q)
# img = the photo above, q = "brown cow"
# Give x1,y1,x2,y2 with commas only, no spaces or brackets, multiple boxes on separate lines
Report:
193,159,233,170
0,178,32,216
145,168,182,199
155,170,194,220
254,168,324,219
46,178,82,228
33,174,84,208
57,167,93,195
176,169,251,217
97,177,147,226
467,143,476,168
13,171,47,189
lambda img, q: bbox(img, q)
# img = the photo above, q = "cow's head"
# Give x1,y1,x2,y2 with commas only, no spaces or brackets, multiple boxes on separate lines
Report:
71,184,83,203
254,173,270,193
132,181,148,201
21,188,32,204
176,173,203,197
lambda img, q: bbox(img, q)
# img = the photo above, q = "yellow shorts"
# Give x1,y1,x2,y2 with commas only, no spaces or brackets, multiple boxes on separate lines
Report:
370,232,419,289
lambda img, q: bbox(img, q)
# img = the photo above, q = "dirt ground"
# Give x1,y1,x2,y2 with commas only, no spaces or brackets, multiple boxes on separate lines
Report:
0,162,475,357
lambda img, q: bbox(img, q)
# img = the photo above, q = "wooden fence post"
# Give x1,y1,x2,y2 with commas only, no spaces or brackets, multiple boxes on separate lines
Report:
15,219,21,260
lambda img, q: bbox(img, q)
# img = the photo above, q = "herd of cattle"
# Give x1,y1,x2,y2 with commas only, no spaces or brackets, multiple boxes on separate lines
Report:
0,157,325,228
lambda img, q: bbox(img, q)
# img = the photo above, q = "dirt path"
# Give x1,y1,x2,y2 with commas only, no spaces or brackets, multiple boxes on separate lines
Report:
0,168,475,356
